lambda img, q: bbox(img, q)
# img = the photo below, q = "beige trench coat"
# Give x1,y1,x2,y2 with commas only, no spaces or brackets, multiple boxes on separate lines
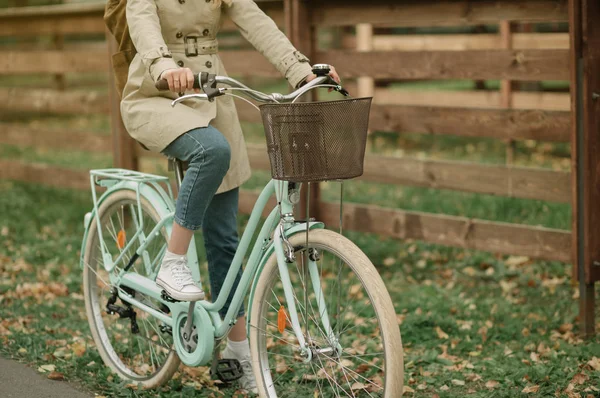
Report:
121,0,313,193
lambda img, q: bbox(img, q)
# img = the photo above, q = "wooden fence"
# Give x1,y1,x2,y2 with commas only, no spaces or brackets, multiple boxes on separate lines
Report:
0,0,598,334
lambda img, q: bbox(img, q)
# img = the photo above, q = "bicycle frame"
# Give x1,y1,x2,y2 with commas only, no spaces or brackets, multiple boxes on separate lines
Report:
81,66,343,367
82,169,328,366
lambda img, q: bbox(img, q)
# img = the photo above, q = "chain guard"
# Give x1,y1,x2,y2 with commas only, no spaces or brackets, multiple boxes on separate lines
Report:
173,309,213,367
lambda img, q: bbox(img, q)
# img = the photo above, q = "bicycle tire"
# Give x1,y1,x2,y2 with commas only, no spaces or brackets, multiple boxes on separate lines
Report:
249,229,403,397
82,189,180,388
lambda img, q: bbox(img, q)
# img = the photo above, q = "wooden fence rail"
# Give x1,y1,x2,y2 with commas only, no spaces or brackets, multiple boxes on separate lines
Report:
1,0,598,334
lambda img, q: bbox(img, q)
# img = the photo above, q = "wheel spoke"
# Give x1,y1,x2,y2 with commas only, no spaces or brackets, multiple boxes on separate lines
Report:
83,196,176,383
253,236,393,397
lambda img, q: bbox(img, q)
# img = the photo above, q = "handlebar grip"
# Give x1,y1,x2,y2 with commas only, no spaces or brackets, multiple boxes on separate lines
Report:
155,74,201,91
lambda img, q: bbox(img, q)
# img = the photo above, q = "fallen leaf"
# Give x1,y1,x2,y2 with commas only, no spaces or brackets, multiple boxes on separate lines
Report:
17,348,27,354
571,373,589,385
522,385,540,394
587,357,600,371
47,371,65,381
435,326,449,340
71,341,86,357
530,352,540,363
403,385,415,394
451,379,465,386
38,364,56,373
485,380,499,389
383,257,395,267
440,385,449,391
559,323,573,333
351,382,366,391
505,256,529,267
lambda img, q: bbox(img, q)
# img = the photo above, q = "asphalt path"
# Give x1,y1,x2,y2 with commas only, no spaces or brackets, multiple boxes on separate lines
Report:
0,356,93,398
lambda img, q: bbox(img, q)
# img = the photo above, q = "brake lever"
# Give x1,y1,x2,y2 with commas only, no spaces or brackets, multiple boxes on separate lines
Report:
171,93,210,107
335,85,350,96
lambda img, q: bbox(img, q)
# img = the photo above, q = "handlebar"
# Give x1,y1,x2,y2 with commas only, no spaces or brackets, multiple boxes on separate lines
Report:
154,64,348,106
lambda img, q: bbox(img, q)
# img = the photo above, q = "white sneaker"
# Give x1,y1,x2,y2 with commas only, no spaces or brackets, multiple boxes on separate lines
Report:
156,253,205,301
222,345,258,394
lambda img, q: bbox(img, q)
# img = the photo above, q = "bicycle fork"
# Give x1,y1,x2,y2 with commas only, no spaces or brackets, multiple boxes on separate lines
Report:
273,224,338,362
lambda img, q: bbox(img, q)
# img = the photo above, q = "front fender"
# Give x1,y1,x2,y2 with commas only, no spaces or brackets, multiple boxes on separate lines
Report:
246,221,324,334
79,181,174,270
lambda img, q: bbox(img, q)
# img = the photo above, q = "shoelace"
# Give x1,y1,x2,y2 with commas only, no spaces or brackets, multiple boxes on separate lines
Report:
171,260,196,287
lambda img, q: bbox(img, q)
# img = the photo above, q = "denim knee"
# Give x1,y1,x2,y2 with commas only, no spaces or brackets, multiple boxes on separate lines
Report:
204,134,231,177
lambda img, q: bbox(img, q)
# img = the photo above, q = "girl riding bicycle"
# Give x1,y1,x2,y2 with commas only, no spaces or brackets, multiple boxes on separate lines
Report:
120,0,340,392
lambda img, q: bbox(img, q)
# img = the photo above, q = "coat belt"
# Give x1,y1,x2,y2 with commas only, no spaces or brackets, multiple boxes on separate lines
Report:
165,38,218,56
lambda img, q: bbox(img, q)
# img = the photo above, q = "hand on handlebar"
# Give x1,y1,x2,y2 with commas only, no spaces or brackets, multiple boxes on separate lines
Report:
305,65,341,92
158,68,201,93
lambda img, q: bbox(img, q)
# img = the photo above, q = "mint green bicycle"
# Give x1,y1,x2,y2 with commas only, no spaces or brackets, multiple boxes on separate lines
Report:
81,65,403,397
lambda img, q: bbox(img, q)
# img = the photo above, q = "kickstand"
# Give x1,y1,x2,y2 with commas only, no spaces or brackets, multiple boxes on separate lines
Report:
210,339,222,376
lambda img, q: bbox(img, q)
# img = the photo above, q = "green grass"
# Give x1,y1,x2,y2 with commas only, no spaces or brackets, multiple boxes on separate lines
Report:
0,76,589,397
0,181,599,397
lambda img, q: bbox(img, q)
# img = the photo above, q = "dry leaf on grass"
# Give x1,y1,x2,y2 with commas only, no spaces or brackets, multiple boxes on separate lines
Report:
522,385,540,393
47,371,65,381
38,364,56,373
587,357,600,371
485,380,499,389
571,373,589,385
451,379,465,386
530,352,540,363
71,341,86,357
435,326,449,340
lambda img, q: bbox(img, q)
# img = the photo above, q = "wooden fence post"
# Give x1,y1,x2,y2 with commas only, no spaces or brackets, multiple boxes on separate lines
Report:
500,21,515,165
285,0,320,220
106,30,138,171
356,23,374,152
53,33,66,90
570,0,600,337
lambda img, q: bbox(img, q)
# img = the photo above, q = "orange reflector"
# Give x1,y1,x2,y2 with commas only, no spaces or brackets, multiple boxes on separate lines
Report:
117,230,126,250
277,305,287,334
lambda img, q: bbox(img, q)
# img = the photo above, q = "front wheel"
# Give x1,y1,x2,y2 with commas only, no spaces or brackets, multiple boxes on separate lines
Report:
249,229,403,397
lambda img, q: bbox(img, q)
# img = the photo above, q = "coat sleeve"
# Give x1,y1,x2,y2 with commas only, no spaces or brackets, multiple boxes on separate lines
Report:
224,0,313,88
126,0,179,82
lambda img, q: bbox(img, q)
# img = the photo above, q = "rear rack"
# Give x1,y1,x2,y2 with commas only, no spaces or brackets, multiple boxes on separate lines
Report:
91,168,170,186
88,168,175,274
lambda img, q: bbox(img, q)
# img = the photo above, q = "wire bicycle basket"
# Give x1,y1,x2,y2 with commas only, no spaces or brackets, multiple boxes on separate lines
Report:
259,97,372,182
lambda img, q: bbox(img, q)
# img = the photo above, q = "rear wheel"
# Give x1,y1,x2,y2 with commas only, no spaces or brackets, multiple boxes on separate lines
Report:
249,229,403,397
82,190,179,388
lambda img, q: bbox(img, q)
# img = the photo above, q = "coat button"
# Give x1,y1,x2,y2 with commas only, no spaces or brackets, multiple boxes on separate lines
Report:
177,61,184,67
205,61,212,68
203,29,210,36
176,32,183,39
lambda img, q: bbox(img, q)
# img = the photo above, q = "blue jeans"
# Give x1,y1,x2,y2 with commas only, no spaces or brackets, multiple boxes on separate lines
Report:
161,126,244,319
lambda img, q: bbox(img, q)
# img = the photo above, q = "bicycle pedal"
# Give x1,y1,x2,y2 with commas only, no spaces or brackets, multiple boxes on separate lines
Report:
160,290,180,303
210,358,243,383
